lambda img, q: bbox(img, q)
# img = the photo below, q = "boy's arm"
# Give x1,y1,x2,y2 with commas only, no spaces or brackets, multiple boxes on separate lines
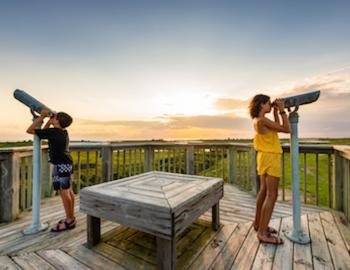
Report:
43,117,55,129
26,116,45,134
26,108,50,134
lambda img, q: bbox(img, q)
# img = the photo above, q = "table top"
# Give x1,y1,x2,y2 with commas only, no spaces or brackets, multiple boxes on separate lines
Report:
80,171,223,213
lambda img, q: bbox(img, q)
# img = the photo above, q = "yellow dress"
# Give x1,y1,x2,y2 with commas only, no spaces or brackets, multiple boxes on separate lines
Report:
253,131,282,178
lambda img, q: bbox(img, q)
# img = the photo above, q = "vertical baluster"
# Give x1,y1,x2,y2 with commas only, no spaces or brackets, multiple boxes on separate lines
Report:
178,148,181,173
208,148,212,176
168,148,171,172
157,149,161,171
173,149,176,173
243,151,246,186
328,153,332,208
133,149,137,175
282,152,285,201
203,148,206,175
77,152,81,192
221,148,225,180
304,152,307,204
237,151,241,184
86,151,90,186
95,151,98,184
123,150,126,177
110,151,114,180
20,159,26,210
215,147,218,177
139,149,142,174
195,149,199,175
316,153,319,206
27,157,33,209
244,150,250,190
129,149,132,176
116,150,120,179
162,148,166,172
246,151,250,189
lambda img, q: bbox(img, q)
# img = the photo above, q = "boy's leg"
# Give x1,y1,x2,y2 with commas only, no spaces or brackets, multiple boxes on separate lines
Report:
69,188,75,219
60,189,74,222
254,174,266,230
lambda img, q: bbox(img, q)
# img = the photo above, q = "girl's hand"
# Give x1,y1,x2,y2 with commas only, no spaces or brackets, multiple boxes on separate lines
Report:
275,99,285,111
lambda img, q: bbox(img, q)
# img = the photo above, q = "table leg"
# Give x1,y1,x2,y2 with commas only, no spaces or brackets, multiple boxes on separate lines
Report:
157,236,176,270
87,215,101,248
212,202,220,230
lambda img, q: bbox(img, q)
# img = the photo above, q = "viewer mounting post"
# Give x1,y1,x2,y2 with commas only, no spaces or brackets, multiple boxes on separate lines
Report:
281,90,321,244
13,89,53,234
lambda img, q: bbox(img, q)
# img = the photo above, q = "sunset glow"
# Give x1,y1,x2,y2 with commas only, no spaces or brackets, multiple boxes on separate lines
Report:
1,1,349,141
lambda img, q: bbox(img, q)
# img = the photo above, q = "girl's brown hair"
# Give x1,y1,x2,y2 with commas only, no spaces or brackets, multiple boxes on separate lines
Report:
248,94,270,119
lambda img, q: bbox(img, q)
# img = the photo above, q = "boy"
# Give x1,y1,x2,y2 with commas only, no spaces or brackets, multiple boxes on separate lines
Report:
27,108,75,232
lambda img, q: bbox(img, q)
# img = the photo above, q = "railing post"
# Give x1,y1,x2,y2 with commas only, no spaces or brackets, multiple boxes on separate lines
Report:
0,151,21,222
101,145,113,182
333,150,343,211
41,149,52,197
186,146,194,175
228,147,236,184
144,146,154,172
251,148,259,194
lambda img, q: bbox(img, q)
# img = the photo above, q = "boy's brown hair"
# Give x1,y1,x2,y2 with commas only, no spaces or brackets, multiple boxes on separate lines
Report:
248,94,270,119
56,112,73,128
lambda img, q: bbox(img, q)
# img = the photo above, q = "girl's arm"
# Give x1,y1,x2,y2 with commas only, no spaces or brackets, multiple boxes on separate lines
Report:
273,106,280,125
261,99,291,133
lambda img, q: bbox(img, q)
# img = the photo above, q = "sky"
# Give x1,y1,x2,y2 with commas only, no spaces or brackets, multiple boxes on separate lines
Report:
1,0,350,141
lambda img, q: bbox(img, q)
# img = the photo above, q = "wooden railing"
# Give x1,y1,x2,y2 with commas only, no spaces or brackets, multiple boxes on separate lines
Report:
280,144,335,207
333,146,350,220
69,142,256,193
1,142,350,224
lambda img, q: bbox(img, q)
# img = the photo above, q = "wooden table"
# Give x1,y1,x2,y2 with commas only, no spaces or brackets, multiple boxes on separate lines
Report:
80,171,224,270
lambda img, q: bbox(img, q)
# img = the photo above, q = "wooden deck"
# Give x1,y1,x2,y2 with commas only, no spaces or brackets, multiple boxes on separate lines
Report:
1,184,349,270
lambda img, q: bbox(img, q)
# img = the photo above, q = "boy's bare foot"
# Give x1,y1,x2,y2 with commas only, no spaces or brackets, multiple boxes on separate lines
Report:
257,234,284,245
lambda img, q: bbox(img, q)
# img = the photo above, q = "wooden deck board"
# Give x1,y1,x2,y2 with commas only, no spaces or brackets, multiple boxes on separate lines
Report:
0,183,349,270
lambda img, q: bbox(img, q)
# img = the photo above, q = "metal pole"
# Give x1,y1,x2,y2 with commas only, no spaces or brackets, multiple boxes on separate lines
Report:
23,118,48,234
284,111,310,244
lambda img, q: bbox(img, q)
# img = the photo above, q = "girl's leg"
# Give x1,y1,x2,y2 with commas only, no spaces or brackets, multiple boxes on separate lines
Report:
257,175,283,243
253,174,267,230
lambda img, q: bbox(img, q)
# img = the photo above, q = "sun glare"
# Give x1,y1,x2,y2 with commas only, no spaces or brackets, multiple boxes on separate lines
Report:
155,91,218,116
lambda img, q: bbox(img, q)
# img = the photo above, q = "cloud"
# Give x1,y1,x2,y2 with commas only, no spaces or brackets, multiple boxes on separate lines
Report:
281,67,350,97
214,98,248,111
70,112,252,140
68,68,350,140
2,68,349,141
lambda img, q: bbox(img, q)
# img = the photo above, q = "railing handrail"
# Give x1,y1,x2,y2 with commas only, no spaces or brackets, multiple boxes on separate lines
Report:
333,145,350,159
0,145,48,153
0,141,346,153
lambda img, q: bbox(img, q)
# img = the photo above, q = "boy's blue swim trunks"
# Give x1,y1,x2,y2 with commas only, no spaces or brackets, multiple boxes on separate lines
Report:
52,164,73,190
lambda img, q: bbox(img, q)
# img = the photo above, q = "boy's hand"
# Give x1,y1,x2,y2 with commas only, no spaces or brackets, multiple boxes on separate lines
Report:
40,108,50,118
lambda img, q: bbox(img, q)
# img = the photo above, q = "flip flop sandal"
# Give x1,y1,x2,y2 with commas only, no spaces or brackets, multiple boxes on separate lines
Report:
50,219,76,232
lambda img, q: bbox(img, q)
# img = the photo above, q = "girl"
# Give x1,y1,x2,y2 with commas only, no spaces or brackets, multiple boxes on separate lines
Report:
249,94,291,244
